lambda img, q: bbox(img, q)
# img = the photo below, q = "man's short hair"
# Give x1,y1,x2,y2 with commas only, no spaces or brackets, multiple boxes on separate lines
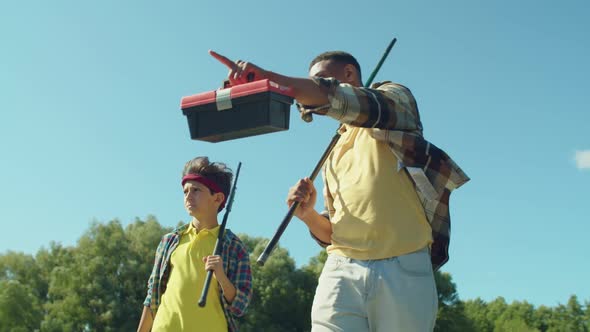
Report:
309,51,362,81
182,157,233,211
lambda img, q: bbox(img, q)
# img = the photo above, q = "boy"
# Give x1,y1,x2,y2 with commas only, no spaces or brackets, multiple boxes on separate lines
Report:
137,157,252,332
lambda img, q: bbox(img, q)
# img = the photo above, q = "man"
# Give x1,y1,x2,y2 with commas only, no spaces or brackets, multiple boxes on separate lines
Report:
210,50,469,331
137,156,252,332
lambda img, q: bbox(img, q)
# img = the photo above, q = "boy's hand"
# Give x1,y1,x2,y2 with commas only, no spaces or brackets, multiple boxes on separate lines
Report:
209,50,269,86
286,177,317,220
203,255,224,277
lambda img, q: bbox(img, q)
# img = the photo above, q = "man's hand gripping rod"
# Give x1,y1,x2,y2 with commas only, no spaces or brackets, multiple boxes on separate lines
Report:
198,162,242,307
257,37,397,266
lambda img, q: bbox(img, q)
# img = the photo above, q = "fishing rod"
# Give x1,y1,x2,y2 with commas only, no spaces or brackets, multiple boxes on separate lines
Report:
198,162,242,307
257,37,397,266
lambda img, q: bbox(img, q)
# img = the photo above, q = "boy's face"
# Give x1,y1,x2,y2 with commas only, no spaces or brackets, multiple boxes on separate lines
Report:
183,181,220,218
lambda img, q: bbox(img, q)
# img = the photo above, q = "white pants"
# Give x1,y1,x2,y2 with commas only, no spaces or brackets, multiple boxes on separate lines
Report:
311,247,438,332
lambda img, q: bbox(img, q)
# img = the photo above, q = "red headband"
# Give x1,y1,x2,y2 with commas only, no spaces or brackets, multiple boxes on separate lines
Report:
181,174,226,210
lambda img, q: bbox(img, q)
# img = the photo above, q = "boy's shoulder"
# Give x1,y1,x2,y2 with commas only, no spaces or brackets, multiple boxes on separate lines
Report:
158,224,188,242
172,223,189,234
223,228,242,243
223,229,248,251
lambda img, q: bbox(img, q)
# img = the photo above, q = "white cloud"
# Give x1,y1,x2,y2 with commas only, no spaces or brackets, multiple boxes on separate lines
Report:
575,150,590,170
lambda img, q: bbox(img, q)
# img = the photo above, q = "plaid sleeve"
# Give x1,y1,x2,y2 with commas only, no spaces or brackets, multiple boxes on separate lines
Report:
300,77,422,132
143,238,165,307
222,237,252,318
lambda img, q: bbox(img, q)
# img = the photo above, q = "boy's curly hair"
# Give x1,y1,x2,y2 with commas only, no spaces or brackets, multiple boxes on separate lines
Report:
182,157,233,212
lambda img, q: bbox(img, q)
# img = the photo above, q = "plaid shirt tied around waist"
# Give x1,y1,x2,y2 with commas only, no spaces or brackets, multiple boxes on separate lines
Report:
298,77,470,271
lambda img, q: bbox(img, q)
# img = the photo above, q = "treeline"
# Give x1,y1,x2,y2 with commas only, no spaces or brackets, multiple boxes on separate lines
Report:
0,216,588,332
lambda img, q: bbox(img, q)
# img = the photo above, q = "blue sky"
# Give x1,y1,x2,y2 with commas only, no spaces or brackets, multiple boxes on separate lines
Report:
1,0,588,307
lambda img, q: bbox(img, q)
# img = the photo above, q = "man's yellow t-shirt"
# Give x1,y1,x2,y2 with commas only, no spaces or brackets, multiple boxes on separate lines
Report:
325,125,433,260
152,223,228,332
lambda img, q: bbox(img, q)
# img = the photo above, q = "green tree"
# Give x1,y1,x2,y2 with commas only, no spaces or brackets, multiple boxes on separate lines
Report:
301,250,327,279
35,242,75,302
0,251,45,299
41,217,170,332
545,295,588,332
494,317,539,332
464,298,493,332
0,250,48,331
434,271,474,332
584,300,590,332
3,217,590,332
238,235,317,332
123,216,173,323
494,300,537,331
565,295,587,332
485,297,508,329
0,280,43,332
533,305,555,332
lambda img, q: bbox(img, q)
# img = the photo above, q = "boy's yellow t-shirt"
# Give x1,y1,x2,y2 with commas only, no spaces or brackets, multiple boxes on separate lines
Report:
152,224,228,332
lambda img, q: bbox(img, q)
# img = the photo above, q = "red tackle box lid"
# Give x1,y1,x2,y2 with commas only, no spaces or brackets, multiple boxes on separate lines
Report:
181,79,295,111
180,79,295,143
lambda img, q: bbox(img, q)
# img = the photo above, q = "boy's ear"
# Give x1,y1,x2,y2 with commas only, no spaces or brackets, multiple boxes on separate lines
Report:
214,192,225,206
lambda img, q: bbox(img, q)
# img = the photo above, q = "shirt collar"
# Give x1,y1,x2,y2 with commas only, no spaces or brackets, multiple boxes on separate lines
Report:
185,222,220,237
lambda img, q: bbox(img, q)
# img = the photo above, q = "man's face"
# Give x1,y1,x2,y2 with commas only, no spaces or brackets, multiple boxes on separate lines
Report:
309,60,347,82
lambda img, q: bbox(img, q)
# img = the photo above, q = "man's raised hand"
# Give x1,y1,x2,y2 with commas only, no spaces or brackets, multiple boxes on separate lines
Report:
209,50,268,85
